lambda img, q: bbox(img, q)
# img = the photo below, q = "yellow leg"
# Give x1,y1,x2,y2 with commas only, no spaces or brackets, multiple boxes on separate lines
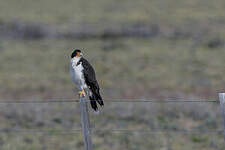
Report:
79,89,86,97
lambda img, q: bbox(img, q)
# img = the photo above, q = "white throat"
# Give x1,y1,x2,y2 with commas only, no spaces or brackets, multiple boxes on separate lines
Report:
71,56,82,68
72,56,81,63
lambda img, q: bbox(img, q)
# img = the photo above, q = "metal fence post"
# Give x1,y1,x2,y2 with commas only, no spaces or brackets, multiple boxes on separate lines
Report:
219,93,225,141
80,96,93,150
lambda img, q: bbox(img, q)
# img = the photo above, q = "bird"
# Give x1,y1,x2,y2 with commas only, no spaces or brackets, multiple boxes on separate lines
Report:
70,49,104,112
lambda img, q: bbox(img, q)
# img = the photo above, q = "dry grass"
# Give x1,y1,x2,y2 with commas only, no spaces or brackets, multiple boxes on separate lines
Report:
0,0,225,149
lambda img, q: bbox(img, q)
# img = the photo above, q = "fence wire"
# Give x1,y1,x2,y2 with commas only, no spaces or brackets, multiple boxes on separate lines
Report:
0,99,218,103
0,129,223,135
0,98,221,136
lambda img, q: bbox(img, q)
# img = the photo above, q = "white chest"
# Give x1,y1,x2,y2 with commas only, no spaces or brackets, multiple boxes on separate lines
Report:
70,57,87,90
71,57,84,78
71,57,84,82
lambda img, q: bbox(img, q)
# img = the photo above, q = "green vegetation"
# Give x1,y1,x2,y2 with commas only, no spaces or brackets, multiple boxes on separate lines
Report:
0,0,225,149
0,38,224,99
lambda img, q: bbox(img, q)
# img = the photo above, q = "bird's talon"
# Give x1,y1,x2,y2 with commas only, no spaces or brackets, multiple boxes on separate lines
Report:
79,89,86,97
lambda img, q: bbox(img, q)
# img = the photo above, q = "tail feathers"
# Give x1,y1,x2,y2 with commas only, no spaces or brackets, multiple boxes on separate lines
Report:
96,94,104,107
89,91,104,112
93,89,104,106
89,97,98,112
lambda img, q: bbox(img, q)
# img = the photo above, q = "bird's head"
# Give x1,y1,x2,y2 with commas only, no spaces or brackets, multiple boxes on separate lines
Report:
71,49,83,58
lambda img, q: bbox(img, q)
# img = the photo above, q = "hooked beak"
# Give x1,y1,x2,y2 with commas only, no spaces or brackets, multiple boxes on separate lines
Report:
80,52,83,56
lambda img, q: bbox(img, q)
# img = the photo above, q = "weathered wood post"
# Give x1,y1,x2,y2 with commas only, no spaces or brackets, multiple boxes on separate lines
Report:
80,96,93,150
219,93,225,141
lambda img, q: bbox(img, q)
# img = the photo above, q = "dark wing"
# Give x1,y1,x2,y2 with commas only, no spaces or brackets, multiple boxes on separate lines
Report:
79,57,98,89
79,57,104,111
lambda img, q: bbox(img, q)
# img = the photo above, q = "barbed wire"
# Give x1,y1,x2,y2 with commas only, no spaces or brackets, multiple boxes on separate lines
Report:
0,129,81,134
0,99,220,136
0,99,218,104
92,129,224,135
0,128,222,135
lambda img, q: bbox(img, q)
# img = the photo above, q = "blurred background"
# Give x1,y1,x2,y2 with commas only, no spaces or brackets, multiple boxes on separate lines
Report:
0,0,225,149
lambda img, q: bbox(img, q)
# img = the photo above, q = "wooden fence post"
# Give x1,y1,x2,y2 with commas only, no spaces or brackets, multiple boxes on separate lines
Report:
80,96,93,150
219,93,225,141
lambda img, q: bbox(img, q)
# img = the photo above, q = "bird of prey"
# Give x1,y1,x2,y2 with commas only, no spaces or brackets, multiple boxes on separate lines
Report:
70,49,104,112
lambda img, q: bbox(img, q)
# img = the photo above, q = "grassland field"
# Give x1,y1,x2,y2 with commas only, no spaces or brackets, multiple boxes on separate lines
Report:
0,0,225,149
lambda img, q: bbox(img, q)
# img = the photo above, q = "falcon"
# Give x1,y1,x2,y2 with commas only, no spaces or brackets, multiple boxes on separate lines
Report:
70,49,104,112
